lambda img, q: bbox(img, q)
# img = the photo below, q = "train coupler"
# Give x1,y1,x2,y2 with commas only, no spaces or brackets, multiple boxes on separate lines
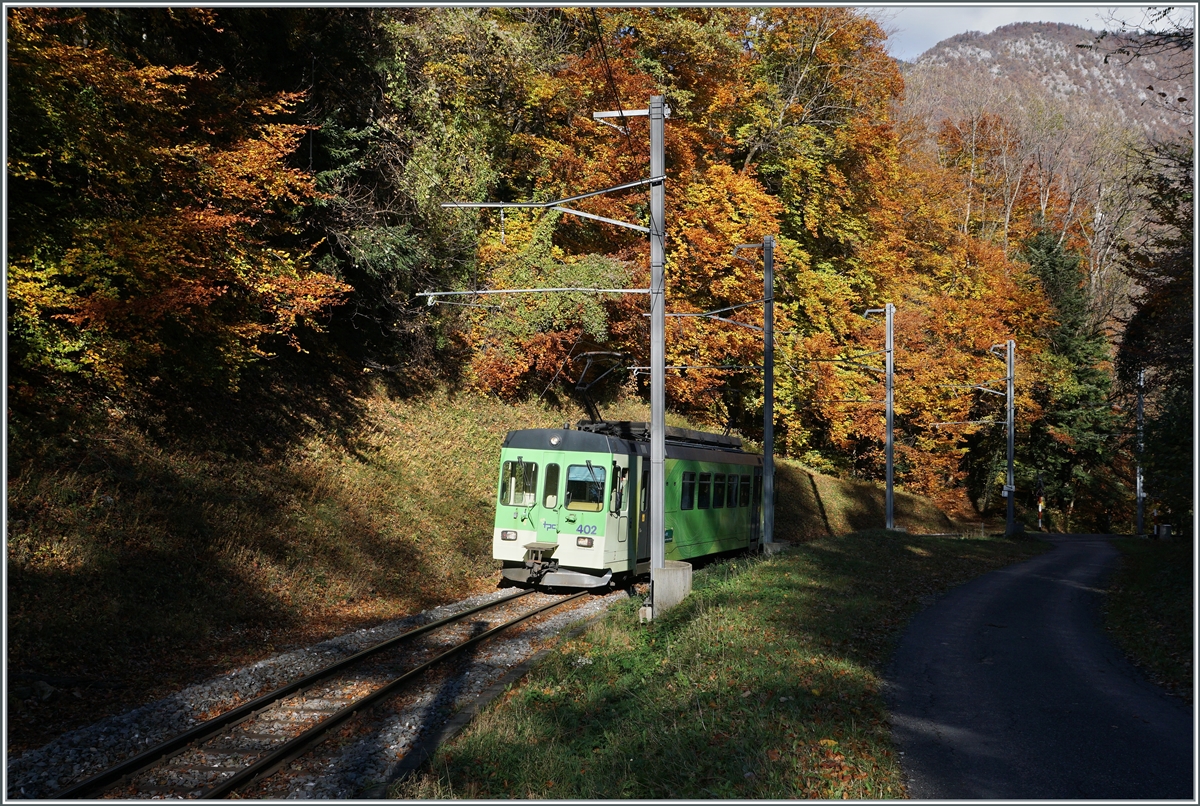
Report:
523,542,560,583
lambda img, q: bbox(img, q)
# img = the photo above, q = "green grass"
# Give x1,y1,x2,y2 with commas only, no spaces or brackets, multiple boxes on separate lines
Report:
393,530,1047,799
1104,538,1194,703
6,381,977,754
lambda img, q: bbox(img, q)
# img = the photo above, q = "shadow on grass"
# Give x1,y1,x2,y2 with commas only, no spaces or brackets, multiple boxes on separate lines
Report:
5,366,505,755
402,531,1045,800
5,425,488,677
774,462,958,543
132,341,383,460
1105,537,1194,703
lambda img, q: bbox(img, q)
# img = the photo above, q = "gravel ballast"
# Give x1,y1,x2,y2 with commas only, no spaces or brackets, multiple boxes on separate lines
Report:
7,588,623,800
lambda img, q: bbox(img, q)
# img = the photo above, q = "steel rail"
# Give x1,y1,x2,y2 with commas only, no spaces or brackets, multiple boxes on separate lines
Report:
51,590,535,799
200,591,589,799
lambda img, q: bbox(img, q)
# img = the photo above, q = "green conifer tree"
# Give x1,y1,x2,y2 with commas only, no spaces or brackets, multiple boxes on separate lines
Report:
1020,230,1122,531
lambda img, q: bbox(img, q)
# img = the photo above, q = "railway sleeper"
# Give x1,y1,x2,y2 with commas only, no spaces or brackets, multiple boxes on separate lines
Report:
230,731,302,743
184,744,269,756
162,761,250,773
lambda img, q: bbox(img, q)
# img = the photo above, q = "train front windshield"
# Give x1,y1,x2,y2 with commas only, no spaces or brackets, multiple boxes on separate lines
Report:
564,464,605,512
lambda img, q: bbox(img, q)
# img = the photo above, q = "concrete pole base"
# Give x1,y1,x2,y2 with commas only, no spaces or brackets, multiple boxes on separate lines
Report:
642,561,692,621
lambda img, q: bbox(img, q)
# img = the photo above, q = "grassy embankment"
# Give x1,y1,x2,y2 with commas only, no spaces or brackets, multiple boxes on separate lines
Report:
394,531,1046,799
7,382,958,753
1104,537,1194,703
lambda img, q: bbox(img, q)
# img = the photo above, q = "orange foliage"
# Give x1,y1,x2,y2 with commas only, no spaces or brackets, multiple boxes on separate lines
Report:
448,8,1067,514
7,9,348,395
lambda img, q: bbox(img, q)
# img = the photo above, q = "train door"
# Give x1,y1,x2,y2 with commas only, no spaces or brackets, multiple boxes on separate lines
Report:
538,461,562,544
749,466,763,550
607,454,631,568
636,460,651,567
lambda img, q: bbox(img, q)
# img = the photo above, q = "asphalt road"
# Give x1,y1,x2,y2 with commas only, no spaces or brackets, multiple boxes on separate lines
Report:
887,535,1194,800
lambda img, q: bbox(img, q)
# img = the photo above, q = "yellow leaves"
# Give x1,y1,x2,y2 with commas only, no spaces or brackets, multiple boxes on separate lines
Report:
8,8,344,396
7,259,79,313
476,209,545,267
204,123,314,211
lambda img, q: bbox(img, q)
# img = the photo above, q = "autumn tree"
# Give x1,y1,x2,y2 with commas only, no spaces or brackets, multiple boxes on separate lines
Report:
7,8,348,410
902,67,1148,333
429,8,1062,519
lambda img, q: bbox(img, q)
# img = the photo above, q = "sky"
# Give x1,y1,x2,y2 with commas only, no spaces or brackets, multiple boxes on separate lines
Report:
866,5,1191,62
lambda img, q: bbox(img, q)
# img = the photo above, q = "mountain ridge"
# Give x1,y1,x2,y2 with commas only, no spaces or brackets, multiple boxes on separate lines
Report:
905,21,1192,141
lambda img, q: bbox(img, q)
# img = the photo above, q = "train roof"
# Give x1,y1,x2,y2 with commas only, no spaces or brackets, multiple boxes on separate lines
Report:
576,420,743,450
502,420,750,457
502,428,629,454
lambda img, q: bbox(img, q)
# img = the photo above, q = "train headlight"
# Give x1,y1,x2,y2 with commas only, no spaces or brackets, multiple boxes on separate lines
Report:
576,536,594,548
501,530,518,541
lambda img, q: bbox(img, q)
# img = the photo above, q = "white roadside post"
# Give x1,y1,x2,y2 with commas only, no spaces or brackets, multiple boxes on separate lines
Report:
864,304,895,530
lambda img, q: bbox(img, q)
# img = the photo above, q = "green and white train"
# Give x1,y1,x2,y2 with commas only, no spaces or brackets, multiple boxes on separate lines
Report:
493,420,763,587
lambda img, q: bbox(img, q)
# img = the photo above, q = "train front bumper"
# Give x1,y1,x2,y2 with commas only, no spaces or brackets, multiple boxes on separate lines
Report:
500,565,613,588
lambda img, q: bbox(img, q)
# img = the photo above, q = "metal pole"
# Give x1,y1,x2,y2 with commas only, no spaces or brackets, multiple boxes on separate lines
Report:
885,302,895,531
649,96,666,573
1006,339,1016,535
1037,471,1044,531
763,236,775,545
1136,368,1145,536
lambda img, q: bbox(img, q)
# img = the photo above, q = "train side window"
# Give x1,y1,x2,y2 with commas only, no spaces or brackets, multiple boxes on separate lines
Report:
712,473,725,508
727,474,739,507
565,464,606,512
698,473,711,509
753,474,763,507
680,472,696,510
739,474,751,507
641,468,649,513
543,463,560,508
500,460,538,507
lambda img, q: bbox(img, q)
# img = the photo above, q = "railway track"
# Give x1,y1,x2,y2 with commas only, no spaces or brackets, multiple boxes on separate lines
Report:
46,589,590,799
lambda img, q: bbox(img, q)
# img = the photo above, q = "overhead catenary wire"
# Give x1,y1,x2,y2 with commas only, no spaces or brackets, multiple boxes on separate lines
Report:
425,299,504,311
439,176,661,237
589,8,633,153
538,335,590,402
628,364,763,377
418,287,650,303
657,299,768,318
